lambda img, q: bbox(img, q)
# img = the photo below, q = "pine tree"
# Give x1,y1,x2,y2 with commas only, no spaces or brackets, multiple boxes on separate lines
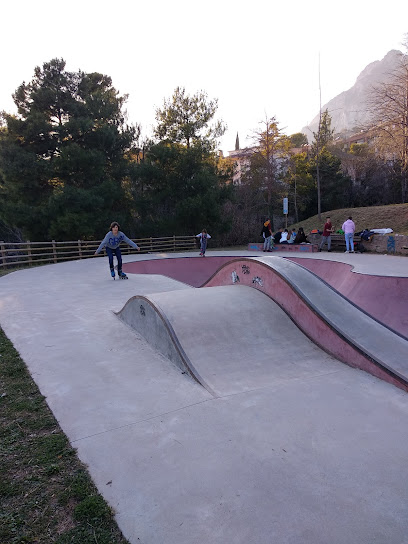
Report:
0,59,139,240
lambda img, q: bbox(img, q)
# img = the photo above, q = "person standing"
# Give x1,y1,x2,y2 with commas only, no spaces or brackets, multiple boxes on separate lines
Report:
196,229,211,256
319,216,334,252
94,221,140,279
342,216,356,253
261,220,273,252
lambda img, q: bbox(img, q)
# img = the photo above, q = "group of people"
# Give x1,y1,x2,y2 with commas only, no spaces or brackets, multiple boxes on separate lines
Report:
94,215,358,280
261,220,308,252
319,215,356,253
262,215,357,254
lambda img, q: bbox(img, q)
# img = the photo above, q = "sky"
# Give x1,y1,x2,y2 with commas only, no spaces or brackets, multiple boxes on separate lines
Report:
1,0,407,154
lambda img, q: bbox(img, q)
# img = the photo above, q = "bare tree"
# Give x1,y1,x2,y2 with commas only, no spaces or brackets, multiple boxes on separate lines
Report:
368,39,408,202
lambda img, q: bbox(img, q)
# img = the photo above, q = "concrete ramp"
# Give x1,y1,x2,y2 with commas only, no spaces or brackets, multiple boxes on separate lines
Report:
286,257,408,338
123,255,408,337
204,256,408,392
118,285,352,397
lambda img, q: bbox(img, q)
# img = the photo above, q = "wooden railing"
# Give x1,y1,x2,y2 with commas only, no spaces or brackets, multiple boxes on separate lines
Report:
0,235,197,269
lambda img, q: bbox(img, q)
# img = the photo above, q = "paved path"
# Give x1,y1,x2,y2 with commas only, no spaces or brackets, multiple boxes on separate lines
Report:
1,250,408,544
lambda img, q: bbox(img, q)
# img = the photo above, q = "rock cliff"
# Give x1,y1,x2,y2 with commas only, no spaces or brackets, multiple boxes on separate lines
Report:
302,50,404,141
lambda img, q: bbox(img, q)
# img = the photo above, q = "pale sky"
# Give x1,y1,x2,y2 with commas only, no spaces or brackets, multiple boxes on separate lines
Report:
1,0,407,153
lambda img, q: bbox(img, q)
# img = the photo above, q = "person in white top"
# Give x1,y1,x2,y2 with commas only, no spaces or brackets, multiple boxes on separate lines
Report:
196,229,211,256
342,216,356,253
280,229,289,244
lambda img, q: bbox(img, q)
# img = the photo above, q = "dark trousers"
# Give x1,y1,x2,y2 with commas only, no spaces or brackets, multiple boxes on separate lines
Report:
106,247,122,272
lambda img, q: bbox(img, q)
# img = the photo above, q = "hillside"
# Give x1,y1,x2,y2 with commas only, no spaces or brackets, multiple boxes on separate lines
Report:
302,50,404,140
290,203,408,236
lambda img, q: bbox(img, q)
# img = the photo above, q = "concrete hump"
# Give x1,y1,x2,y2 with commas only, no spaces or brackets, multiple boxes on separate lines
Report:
116,285,347,397
116,292,217,396
203,256,408,393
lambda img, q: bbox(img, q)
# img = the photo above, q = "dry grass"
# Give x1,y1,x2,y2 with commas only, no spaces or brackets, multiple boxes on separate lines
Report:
289,203,408,235
0,328,130,544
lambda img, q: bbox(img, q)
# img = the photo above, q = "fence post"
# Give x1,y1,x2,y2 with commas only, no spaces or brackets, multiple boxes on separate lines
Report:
78,240,82,259
26,241,32,266
52,240,57,263
150,237,153,252
173,235,176,252
0,241,6,267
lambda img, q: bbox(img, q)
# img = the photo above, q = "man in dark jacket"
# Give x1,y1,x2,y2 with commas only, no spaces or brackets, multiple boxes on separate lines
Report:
261,220,273,251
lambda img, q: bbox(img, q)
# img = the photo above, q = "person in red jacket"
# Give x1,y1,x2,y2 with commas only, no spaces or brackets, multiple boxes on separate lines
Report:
319,216,334,252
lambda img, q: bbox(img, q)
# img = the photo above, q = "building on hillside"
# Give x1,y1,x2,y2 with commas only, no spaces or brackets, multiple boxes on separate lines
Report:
336,129,374,149
288,145,310,156
228,138,308,185
227,146,257,184
336,125,401,182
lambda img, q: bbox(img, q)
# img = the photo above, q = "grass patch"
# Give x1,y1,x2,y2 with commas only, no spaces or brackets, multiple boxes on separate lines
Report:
0,327,129,544
290,203,408,236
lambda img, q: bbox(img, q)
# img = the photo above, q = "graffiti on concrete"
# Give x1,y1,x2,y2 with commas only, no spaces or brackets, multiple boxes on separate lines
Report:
140,304,146,316
252,276,263,287
242,264,250,275
231,270,240,284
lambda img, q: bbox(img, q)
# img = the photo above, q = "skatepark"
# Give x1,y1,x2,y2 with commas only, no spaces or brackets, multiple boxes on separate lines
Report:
1,249,408,543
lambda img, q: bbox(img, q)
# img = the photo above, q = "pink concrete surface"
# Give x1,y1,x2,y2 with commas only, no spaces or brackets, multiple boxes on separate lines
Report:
286,258,408,338
248,243,317,252
124,256,408,338
204,258,408,393
123,256,235,288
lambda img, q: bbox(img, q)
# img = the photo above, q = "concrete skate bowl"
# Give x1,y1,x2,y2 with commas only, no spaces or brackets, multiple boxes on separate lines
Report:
123,255,408,337
118,257,408,394
122,255,238,287
203,256,408,392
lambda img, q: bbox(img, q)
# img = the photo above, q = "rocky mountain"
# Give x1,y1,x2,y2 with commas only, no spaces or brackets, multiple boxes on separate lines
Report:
302,49,404,141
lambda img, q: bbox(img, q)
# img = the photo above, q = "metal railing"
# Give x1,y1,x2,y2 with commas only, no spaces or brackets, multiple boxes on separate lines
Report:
0,235,197,269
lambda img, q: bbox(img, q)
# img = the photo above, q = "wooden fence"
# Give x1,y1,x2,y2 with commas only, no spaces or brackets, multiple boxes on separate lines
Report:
0,235,197,269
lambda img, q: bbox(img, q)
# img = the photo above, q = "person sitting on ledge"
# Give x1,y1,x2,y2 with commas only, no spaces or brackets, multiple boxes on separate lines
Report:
280,228,289,244
273,228,283,245
288,228,297,243
293,227,308,244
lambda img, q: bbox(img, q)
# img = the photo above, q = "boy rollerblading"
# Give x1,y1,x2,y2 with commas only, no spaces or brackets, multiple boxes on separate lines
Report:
94,221,140,279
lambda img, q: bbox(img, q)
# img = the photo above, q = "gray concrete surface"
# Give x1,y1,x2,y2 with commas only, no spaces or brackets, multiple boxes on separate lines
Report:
1,251,408,544
255,256,408,380
118,259,408,392
118,285,342,397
